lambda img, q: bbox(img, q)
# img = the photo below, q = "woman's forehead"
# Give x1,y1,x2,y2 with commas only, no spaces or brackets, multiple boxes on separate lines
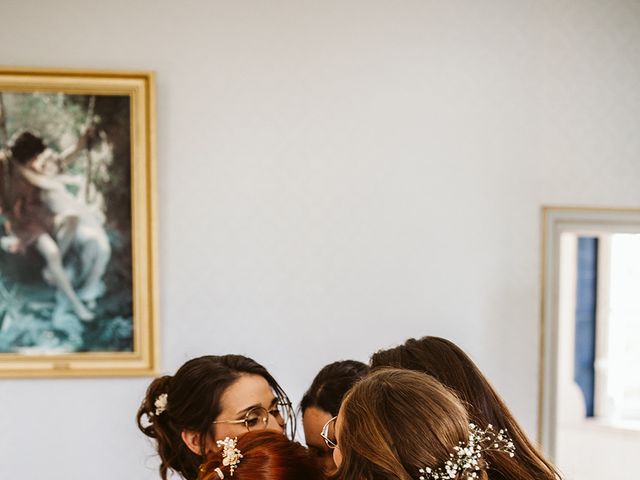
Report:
220,374,276,412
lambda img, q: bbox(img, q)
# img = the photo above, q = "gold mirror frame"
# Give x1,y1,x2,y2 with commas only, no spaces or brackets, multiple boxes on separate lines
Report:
538,205,640,457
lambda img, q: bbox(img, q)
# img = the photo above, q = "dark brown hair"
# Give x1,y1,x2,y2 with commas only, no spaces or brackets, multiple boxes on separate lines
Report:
137,355,294,480
335,368,482,480
9,131,46,164
300,360,369,416
370,336,560,480
199,431,324,480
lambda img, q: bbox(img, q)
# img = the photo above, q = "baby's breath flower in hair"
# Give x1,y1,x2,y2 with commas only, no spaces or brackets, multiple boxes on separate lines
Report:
418,423,515,480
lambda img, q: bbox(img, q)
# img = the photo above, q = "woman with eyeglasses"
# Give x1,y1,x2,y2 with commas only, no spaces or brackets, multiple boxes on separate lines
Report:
137,355,295,480
300,360,369,477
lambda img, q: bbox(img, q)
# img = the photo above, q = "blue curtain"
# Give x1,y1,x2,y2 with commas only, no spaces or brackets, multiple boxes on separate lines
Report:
574,237,598,417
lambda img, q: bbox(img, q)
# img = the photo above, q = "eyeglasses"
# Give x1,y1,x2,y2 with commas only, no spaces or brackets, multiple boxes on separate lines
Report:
321,416,338,449
212,402,293,433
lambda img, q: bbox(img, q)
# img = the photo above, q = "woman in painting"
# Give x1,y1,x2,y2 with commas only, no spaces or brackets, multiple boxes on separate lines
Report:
2,130,95,321
14,131,112,305
137,354,296,480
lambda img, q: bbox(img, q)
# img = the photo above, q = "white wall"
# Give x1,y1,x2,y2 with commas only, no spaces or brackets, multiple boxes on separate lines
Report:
1,1,639,479
557,422,640,480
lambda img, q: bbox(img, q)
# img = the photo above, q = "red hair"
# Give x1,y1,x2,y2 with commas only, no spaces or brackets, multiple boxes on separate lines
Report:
199,431,324,480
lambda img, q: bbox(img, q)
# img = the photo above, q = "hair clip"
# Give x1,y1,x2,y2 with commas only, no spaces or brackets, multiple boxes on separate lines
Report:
216,437,243,477
154,393,168,415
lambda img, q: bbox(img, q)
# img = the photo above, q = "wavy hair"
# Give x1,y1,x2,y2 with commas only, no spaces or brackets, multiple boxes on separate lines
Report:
370,336,561,480
335,368,483,480
137,355,294,480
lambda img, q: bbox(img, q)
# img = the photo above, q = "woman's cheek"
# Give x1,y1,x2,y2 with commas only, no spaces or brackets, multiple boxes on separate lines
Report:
333,446,343,468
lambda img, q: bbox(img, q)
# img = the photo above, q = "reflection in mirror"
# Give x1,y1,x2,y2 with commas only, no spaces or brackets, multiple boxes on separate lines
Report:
540,207,640,479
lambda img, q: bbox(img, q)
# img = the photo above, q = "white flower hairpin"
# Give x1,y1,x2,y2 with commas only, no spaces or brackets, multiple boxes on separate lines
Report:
214,437,243,478
154,393,168,415
418,423,515,480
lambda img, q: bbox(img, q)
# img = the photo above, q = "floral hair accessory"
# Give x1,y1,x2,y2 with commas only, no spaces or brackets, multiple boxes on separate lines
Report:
216,437,243,477
418,423,515,480
154,393,168,415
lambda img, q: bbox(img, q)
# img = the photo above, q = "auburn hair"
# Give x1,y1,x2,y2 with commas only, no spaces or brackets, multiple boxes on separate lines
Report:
199,431,324,480
370,336,561,480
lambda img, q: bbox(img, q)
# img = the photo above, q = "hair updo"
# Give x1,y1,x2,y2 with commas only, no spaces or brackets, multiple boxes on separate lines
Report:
199,431,324,480
136,355,294,480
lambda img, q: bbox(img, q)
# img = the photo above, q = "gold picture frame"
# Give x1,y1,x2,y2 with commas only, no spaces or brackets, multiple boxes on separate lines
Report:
0,67,157,377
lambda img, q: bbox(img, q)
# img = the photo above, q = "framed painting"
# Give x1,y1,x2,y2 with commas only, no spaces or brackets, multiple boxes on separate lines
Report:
0,67,157,377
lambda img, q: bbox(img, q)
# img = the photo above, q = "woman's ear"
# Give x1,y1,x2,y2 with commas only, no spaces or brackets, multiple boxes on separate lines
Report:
181,430,203,455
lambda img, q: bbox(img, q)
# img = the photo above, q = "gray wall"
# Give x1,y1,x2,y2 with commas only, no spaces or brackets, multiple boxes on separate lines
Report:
1,1,639,478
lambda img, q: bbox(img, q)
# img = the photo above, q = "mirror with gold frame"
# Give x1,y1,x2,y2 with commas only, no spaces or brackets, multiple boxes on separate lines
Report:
539,206,640,478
